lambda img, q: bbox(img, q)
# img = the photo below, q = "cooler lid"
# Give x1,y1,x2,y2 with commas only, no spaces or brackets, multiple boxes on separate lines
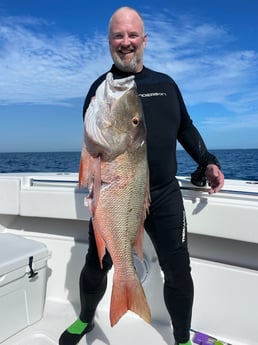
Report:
0,233,49,276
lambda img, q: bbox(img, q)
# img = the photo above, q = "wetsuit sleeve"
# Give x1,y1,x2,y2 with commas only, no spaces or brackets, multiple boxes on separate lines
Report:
176,84,221,186
178,123,220,168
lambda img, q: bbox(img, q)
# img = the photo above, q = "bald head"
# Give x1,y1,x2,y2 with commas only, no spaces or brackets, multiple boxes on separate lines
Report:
108,7,145,37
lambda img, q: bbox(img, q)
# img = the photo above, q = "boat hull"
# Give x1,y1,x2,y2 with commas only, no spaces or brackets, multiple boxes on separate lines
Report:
0,173,257,345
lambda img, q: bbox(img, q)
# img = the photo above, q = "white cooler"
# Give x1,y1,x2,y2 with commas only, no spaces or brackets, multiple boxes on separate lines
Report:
0,233,51,343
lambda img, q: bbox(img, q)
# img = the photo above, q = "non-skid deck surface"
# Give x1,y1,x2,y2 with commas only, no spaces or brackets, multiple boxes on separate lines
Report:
2,300,175,345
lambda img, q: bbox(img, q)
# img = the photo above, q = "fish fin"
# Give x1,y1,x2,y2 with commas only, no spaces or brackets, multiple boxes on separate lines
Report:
110,275,151,327
145,168,151,215
92,218,106,269
80,144,104,267
91,156,101,216
133,224,144,261
133,172,151,260
79,142,91,188
79,148,101,217
79,143,96,215
144,169,151,214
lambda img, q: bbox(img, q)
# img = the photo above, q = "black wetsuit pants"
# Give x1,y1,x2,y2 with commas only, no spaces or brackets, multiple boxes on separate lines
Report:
79,179,194,343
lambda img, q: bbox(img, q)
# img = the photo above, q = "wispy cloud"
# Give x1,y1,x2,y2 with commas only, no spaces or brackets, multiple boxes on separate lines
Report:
0,9,257,128
0,16,111,105
200,113,258,131
143,12,258,117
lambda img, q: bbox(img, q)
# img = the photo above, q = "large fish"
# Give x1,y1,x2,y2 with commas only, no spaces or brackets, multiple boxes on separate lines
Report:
79,72,151,327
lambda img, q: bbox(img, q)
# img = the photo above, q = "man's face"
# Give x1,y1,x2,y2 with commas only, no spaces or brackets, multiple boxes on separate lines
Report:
109,10,147,73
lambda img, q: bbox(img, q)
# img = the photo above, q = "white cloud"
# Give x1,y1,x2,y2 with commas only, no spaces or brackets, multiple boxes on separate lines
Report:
0,9,257,123
143,13,258,116
200,113,258,130
0,16,111,105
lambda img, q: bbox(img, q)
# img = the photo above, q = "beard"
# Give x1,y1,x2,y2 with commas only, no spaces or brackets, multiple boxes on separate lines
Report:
110,49,143,73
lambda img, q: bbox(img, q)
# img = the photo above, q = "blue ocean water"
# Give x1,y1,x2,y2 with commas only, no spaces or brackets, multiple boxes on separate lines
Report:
0,149,257,181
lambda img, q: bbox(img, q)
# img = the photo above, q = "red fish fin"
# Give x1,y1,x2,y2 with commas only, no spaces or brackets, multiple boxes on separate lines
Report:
91,156,101,216
79,142,92,188
79,144,95,216
80,147,104,268
92,218,106,269
110,275,151,327
134,167,151,260
133,177,151,260
145,168,151,215
79,149,101,217
133,224,144,261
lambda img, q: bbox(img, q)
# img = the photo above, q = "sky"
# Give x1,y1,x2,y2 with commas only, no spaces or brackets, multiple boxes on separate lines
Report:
0,0,258,152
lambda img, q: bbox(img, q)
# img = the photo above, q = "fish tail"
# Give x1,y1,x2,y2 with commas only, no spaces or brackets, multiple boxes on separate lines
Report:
110,274,151,327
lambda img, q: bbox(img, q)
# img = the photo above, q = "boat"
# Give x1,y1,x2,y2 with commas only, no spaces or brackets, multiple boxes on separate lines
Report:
0,172,257,345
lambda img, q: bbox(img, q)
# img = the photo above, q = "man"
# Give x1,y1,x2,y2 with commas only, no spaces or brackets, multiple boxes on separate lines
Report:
59,6,224,345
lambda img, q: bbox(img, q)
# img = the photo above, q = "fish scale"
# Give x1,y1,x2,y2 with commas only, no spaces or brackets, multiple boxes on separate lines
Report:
79,72,151,327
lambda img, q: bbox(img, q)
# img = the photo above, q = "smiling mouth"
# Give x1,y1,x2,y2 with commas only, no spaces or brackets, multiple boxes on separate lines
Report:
118,47,135,54
119,51,135,61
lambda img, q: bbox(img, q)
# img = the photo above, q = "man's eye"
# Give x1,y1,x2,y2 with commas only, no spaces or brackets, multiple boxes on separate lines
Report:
113,34,123,39
129,34,139,39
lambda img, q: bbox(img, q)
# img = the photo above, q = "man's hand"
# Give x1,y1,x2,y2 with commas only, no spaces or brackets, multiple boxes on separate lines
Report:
205,164,224,194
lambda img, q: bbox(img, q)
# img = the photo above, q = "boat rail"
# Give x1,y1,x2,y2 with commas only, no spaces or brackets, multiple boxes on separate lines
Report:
24,176,258,198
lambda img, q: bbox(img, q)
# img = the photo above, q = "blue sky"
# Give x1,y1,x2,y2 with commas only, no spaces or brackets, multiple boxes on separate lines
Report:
0,0,258,152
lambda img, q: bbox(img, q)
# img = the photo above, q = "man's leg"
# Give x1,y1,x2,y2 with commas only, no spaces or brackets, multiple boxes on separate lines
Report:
59,220,112,345
145,183,194,344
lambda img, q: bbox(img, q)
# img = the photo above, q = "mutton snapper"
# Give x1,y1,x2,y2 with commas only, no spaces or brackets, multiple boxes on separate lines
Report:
79,73,151,327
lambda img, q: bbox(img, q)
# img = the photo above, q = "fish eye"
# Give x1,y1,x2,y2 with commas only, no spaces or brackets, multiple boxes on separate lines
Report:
131,116,140,127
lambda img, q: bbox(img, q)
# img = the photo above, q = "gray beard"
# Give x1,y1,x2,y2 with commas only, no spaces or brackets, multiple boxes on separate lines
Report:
112,54,139,73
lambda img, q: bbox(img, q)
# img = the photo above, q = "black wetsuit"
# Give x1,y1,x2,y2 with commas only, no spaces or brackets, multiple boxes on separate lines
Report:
79,65,220,343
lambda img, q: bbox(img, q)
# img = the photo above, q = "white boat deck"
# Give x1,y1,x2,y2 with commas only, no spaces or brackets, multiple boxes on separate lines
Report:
2,254,257,345
0,173,258,345
2,299,175,345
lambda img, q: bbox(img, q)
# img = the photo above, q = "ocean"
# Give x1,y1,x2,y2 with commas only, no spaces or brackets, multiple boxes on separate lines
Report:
0,149,257,181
